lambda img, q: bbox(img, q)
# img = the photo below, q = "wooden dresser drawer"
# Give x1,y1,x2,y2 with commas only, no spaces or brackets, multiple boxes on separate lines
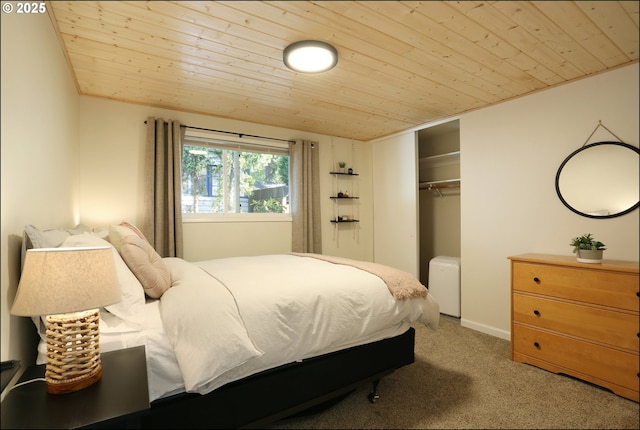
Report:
510,254,639,402
512,262,639,312
513,324,639,392
513,293,639,352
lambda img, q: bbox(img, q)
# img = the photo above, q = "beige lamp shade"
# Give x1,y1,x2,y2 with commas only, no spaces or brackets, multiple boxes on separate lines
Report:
11,246,121,316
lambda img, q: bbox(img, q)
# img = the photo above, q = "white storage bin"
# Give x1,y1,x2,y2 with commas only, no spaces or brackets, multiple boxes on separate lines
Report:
428,256,461,317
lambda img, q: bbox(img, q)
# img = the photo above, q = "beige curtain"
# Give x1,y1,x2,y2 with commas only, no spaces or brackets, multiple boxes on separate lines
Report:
290,139,322,253
143,118,184,258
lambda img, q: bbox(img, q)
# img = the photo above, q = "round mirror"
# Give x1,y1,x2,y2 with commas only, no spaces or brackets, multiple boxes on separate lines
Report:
556,141,639,219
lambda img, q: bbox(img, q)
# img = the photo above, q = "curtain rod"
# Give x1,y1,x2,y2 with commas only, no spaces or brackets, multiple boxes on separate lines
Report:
144,121,295,144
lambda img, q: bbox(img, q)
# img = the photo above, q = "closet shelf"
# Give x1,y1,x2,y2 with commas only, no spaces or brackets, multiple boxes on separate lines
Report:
419,151,460,168
420,150,460,161
419,178,460,189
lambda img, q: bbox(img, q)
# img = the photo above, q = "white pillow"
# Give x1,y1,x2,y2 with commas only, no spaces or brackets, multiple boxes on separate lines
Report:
61,233,146,323
66,224,92,235
24,224,70,249
22,224,98,266
91,227,110,241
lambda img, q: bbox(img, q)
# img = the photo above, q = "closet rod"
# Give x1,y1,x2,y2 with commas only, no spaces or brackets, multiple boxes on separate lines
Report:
424,184,460,189
144,121,296,144
419,179,460,190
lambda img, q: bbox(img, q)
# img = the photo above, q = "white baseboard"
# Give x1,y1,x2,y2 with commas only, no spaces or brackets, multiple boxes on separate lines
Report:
460,318,510,341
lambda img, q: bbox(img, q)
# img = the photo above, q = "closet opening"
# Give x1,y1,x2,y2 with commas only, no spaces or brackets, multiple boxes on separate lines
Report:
418,120,461,317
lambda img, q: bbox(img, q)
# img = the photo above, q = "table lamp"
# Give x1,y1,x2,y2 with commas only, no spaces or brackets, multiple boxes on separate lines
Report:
11,246,121,394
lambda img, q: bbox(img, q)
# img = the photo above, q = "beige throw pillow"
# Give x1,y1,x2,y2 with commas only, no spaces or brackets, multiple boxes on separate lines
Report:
119,235,171,299
109,222,148,253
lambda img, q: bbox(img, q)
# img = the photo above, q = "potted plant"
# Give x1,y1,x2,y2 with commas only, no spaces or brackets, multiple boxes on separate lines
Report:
570,233,606,263
338,161,346,173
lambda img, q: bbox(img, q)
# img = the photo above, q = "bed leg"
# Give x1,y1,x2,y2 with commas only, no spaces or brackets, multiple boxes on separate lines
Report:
368,379,380,403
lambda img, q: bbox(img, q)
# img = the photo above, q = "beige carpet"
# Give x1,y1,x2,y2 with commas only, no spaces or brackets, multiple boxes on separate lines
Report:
269,316,639,429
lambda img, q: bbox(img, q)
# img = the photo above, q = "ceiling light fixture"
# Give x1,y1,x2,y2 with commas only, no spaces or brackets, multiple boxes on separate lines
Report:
283,40,338,73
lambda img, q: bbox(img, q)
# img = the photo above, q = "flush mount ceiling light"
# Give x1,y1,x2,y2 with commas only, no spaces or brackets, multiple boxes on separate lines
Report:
283,40,338,73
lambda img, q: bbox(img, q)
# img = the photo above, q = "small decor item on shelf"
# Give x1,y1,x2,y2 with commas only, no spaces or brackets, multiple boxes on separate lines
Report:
348,168,354,174
570,233,606,263
338,161,346,173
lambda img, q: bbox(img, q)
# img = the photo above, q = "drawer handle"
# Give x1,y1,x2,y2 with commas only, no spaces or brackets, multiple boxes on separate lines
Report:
533,342,540,349
533,310,540,316
533,277,540,284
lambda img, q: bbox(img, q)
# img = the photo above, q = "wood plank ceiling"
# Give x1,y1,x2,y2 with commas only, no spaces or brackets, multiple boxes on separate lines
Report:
47,1,639,141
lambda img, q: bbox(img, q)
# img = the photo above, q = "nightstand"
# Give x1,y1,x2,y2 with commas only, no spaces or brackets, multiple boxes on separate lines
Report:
0,346,149,429
1,360,21,396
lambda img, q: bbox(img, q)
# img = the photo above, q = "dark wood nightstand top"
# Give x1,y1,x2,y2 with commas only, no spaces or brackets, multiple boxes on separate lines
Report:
0,346,149,429
1,360,21,395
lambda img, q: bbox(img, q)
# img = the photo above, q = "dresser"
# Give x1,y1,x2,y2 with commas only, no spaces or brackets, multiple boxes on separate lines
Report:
509,254,639,402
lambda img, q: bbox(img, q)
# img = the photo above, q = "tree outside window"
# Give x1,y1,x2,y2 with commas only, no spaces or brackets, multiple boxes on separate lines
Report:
182,143,289,215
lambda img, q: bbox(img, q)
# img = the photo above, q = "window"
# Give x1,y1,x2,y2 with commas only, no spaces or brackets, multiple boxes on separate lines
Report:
181,133,290,217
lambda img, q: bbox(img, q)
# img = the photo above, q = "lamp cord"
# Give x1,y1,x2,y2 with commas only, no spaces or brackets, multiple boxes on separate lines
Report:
7,377,46,392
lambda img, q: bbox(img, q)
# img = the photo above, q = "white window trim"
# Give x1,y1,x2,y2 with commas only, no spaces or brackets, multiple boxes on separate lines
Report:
183,213,292,223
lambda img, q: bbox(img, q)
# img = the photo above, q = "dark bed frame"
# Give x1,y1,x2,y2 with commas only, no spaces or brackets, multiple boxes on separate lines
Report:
142,327,416,429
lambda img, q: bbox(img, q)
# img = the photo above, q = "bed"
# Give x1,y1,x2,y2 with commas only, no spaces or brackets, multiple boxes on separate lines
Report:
23,223,440,428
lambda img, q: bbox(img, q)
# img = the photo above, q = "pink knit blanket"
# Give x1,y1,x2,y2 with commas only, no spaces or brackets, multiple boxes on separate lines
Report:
291,253,428,300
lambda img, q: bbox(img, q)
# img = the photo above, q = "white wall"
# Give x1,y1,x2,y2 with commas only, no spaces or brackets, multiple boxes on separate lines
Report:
370,64,638,340
460,63,639,339
1,11,80,362
372,133,420,276
77,97,374,262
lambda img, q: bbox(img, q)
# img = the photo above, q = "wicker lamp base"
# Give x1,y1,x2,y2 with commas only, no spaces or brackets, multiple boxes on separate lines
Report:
45,309,102,394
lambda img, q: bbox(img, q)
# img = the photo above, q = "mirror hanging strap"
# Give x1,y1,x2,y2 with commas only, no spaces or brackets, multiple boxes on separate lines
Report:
582,120,624,146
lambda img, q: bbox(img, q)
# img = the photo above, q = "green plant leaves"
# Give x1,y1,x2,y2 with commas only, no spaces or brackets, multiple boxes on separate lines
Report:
570,233,606,252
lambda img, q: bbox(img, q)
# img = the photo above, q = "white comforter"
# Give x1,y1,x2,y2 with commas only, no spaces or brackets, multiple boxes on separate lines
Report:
160,254,439,396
